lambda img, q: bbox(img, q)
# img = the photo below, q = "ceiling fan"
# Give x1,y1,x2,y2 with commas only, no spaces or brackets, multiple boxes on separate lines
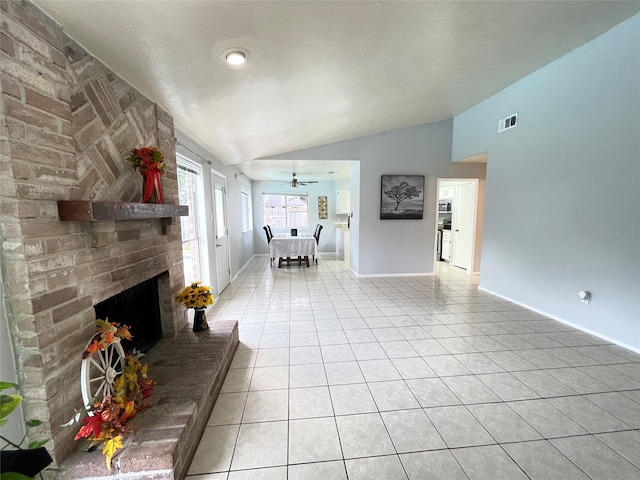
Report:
284,172,318,188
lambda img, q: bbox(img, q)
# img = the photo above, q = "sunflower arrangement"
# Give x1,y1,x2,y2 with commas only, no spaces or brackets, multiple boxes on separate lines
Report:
175,282,215,309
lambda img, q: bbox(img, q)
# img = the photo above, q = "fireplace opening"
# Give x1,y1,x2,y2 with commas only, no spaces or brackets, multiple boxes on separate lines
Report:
94,276,163,354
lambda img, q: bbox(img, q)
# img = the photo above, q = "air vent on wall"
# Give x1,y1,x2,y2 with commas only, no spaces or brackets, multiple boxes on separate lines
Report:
498,113,518,133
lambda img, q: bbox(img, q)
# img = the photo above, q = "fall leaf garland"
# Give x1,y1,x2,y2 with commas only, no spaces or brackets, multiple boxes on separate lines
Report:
74,319,156,470
82,318,132,359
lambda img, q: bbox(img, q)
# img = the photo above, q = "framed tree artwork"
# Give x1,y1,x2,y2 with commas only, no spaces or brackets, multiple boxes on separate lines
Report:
380,175,425,219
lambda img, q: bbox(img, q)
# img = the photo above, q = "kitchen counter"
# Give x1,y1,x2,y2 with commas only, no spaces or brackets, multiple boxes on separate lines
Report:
336,228,350,262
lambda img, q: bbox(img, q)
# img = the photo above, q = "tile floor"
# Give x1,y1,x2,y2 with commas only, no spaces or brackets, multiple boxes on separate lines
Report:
187,256,640,480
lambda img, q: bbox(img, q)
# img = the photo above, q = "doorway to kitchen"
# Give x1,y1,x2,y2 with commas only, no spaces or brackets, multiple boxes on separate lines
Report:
434,178,482,274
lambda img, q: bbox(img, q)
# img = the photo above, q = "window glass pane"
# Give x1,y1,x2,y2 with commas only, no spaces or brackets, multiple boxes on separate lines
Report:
177,160,204,285
177,167,191,205
215,184,226,238
263,194,286,228
241,188,252,231
182,239,200,283
178,168,198,242
288,196,308,227
263,194,308,228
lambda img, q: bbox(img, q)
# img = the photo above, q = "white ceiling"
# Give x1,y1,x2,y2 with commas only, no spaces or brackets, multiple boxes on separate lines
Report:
35,1,639,182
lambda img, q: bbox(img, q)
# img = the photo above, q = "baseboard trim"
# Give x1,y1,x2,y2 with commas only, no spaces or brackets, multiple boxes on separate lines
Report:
356,272,436,278
478,286,640,354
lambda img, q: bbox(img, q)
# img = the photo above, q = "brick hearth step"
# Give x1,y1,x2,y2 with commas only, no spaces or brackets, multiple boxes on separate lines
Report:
61,320,239,480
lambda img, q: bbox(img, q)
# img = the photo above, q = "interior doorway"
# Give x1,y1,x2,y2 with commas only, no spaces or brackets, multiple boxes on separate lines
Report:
435,178,481,274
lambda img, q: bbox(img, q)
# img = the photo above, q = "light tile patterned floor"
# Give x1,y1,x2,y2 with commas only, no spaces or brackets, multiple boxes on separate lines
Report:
187,256,640,480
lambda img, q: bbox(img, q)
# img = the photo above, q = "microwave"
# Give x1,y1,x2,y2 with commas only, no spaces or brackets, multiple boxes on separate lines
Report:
438,200,452,213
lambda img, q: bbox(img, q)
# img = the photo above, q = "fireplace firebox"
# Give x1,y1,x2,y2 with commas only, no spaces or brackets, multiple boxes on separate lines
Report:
94,275,163,353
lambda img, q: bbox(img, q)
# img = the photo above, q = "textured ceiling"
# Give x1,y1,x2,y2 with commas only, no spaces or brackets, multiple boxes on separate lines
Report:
35,1,640,181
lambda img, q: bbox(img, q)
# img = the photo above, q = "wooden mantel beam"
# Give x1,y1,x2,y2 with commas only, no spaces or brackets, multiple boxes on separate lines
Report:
58,201,189,221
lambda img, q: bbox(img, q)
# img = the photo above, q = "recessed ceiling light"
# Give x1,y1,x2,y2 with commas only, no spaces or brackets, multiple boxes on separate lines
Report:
225,51,246,65
216,44,252,69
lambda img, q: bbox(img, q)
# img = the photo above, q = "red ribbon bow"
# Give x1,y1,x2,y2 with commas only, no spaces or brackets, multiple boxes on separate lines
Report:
142,170,163,203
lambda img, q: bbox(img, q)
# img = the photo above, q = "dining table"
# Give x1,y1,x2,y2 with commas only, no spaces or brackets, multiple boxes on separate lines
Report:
269,235,317,267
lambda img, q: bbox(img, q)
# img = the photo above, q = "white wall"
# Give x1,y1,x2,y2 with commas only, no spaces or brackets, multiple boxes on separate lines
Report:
267,121,486,275
175,131,254,289
252,181,337,254
348,162,361,271
452,14,640,350
359,122,474,275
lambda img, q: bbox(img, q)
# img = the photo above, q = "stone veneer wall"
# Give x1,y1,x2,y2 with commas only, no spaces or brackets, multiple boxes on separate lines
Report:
1,0,187,462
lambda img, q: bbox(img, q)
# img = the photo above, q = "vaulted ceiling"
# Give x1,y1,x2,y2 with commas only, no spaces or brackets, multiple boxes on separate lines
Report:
35,1,640,181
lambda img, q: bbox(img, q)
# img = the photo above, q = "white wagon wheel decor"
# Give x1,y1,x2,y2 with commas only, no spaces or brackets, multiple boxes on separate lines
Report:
70,319,156,470
79,319,132,415
81,340,126,414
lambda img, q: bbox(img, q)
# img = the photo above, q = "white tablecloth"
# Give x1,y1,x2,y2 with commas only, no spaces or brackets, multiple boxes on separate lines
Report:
270,237,317,258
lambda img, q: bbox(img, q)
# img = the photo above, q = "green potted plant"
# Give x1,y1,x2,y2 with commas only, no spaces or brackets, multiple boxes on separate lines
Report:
0,381,53,479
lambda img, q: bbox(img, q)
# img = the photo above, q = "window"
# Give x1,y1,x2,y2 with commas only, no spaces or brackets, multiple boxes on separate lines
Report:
177,157,208,286
241,187,252,231
263,194,308,228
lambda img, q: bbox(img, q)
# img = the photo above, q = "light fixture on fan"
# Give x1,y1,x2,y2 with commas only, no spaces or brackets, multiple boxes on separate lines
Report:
286,172,318,188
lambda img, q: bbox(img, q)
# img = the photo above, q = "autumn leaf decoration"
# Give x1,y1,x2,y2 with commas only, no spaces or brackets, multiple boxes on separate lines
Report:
126,146,165,175
126,146,165,203
73,319,156,469
82,319,132,359
102,436,123,466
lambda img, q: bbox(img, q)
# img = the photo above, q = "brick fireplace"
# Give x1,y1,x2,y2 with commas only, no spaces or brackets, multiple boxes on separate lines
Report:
1,0,194,466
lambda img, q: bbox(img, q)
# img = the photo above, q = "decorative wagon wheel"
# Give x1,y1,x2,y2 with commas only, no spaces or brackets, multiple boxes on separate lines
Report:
80,340,126,415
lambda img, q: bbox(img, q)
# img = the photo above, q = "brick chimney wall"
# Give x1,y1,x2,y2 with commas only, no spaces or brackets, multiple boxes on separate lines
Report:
1,0,187,462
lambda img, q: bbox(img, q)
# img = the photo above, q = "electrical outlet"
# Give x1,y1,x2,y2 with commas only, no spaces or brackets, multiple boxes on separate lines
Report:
578,290,591,304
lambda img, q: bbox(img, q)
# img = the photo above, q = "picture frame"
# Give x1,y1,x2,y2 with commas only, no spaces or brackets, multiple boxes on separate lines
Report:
380,175,425,219
318,196,328,219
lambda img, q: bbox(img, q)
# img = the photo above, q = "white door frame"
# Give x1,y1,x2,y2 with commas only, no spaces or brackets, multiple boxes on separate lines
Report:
210,169,232,296
434,178,480,275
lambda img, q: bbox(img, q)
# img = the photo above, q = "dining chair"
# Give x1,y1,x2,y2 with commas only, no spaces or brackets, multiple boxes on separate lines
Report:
263,226,272,243
263,226,274,265
313,224,323,263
